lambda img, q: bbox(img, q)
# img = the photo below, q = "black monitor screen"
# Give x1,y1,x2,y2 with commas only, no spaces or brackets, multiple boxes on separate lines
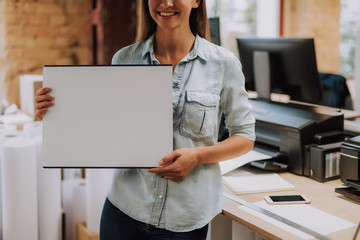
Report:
237,38,322,104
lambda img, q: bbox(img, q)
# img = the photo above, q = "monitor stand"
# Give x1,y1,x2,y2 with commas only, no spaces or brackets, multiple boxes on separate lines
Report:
252,54,288,171
253,51,271,99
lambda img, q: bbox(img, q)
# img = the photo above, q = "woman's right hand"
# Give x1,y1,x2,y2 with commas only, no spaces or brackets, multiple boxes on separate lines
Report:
34,87,55,120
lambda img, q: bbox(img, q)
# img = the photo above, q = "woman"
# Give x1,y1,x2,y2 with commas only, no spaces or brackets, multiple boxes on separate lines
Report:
35,0,255,239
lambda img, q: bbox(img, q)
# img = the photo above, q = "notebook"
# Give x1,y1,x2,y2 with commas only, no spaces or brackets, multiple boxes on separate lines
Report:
223,168,295,194
42,65,173,168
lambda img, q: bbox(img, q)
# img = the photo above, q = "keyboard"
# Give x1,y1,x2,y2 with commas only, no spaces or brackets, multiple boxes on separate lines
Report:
335,187,360,202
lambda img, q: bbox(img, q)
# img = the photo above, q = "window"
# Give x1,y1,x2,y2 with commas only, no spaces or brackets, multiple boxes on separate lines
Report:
340,0,360,78
207,0,257,56
206,0,280,57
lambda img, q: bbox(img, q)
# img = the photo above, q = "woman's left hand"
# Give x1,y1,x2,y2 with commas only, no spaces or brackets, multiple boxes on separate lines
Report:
148,148,201,180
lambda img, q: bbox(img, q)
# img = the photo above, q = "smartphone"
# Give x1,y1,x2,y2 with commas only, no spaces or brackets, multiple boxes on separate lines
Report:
264,194,311,205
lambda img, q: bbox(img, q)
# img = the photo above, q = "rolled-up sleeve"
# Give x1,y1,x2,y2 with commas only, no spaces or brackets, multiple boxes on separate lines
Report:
220,53,256,141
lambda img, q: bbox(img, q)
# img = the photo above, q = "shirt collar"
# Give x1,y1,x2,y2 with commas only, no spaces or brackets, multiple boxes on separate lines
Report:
141,34,155,60
141,34,209,62
192,35,208,61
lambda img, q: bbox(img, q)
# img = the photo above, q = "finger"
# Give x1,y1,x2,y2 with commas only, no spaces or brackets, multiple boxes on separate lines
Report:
35,101,54,110
35,87,52,96
148,163,182,174
147,166,174,174
35,108,47,120
149,166,187,179
35,94,54,104
159,150,181,166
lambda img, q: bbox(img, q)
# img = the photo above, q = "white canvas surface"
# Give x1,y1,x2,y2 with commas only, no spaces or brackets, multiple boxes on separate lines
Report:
42,65,173,167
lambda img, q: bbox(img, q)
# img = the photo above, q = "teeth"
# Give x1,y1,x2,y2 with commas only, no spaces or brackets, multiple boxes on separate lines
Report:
160,12,175,16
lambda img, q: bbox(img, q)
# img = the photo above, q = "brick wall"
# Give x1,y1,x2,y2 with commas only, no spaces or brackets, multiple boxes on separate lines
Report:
0,0,92,107
282,0,341,74
0,0,7,104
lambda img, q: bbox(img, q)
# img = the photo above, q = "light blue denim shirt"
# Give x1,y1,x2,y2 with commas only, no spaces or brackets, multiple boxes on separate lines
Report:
107,34,255,232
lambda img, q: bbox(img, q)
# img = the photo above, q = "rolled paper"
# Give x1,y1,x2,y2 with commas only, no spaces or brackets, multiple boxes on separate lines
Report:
1,137,38,240
23,121,42,139
62,178,86,240
73,180,87,240
0,124,17,240
63,169,82,180
86,169,114,234
35,136,62,240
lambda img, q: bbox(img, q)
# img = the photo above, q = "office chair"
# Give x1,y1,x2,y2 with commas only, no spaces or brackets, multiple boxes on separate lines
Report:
319,72,353,110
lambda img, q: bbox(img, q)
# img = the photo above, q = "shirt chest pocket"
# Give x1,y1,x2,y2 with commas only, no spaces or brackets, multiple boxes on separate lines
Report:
180,91,220,141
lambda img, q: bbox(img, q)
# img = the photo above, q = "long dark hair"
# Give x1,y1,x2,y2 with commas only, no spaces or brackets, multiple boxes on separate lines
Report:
136,0,210,41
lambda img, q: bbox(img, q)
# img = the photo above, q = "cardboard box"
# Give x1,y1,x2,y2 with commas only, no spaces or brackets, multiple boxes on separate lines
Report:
77,222,99,240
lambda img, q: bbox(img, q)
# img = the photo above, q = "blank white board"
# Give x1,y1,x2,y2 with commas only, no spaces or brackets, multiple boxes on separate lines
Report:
42,65,173,168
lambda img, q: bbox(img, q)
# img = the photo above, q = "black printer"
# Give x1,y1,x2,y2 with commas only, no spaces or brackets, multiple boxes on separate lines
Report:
249,98,344,176
340,135,360,182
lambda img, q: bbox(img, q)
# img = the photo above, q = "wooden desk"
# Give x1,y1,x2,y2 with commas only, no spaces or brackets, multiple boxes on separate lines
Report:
221,173,360,240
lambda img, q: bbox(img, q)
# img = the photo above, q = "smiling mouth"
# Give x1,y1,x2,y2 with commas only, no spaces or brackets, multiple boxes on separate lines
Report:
159,12,177,17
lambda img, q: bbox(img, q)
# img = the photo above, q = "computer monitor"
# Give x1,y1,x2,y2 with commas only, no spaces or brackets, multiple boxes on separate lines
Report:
237,38,322,104
209,17,221,46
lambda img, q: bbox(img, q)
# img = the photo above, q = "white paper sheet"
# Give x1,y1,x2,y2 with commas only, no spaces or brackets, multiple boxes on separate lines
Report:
219,150,272,175
1,137,38,240
223,168,294,194
86,169,113,234
239,201,356,239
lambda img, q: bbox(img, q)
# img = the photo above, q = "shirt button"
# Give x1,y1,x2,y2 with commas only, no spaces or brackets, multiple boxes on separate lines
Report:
159,195,163,199
173,82,179,88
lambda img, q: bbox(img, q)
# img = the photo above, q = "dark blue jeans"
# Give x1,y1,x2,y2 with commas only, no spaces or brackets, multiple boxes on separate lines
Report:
100,198,208,240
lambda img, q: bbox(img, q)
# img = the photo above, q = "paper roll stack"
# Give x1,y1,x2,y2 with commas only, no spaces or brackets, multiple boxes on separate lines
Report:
86,169,114,234
0,124,17,134
34,136,62,240
23,121,42,139
63,169,82,180
73,180,87,239
1,137,38,240
62,178,87,240
0,124,17,240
